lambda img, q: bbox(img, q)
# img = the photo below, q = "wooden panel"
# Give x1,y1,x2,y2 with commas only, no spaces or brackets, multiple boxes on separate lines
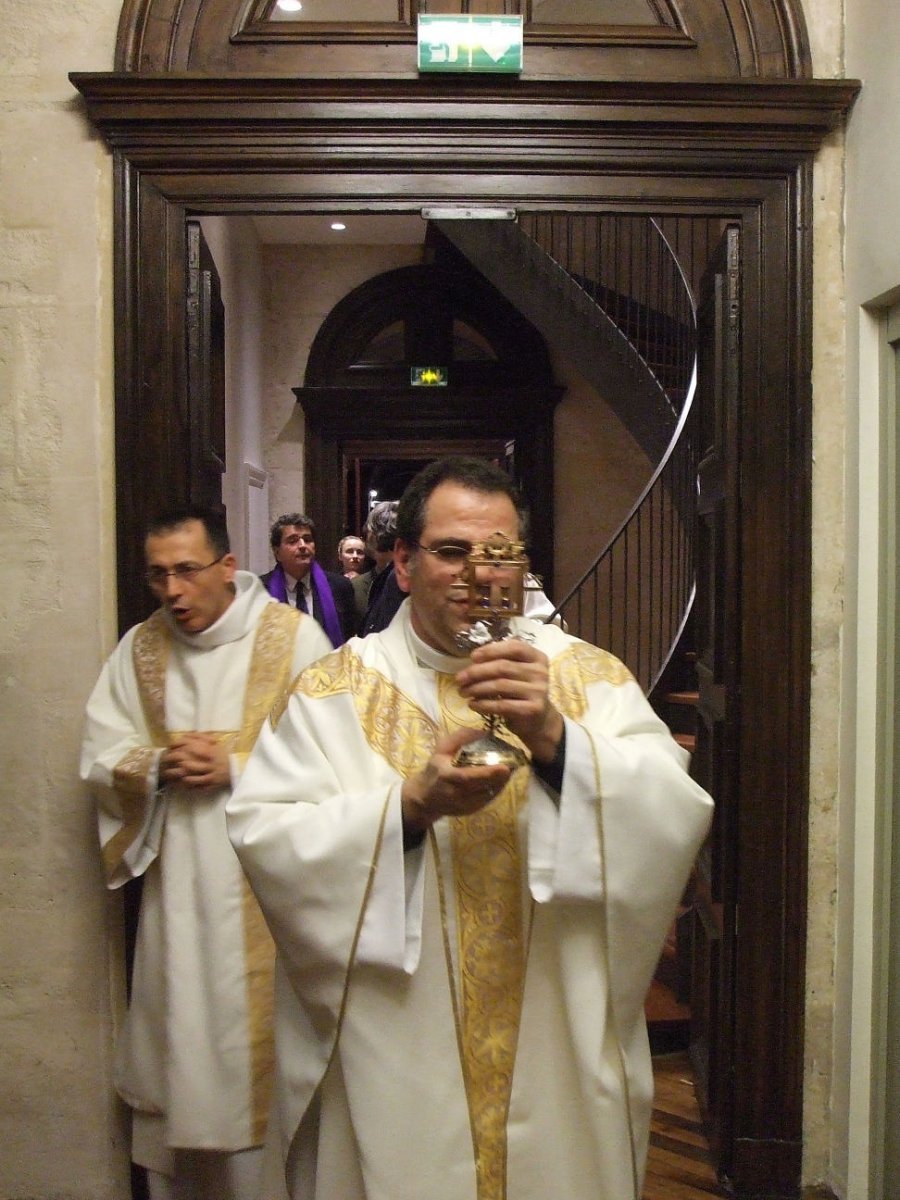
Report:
730,178,809,1171
114,0,811,77
186,220,226,511
114,163,190,636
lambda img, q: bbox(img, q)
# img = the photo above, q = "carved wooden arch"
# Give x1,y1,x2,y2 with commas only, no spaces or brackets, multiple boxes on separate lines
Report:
303,262,555,387
296,260,561,578
115,0,812,79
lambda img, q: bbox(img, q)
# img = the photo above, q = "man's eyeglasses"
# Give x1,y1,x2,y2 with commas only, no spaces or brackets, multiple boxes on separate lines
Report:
145,555,226,587
414,541,473,565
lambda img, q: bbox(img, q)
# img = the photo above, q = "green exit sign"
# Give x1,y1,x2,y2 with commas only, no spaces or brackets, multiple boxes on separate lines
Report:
417,14,523,74
411,366,449,387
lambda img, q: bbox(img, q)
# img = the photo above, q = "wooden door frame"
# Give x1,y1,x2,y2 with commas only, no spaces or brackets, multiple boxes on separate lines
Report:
296,384,561,593
70,73,857,1198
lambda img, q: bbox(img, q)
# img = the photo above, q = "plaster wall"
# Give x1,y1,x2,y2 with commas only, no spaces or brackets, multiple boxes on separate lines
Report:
0,0,125,1195
551,356,649,602
258,242,422,536
257,239,647,592
198,215,270,573
836,0,900,1194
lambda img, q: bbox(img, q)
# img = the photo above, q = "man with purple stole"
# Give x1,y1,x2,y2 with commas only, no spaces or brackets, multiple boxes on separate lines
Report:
261,513,357,646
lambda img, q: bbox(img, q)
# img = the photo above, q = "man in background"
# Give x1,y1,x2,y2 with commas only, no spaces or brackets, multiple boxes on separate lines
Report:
354,498,404,635
262,513,356,646
81,507,330,1200
228,457,713,1200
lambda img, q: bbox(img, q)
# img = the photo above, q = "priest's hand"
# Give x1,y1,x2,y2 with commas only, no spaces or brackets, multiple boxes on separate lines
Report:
401,728,512,836
161,732,231,790
455,639,564,764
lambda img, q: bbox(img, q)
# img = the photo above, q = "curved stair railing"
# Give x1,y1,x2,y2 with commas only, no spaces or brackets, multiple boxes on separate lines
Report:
518,212,695,432
547,357,697,693
434,212,698,693
434,215,679,463
539,216,698,693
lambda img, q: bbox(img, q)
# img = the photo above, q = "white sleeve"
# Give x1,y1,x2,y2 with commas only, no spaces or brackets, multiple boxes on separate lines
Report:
528,719,604,902
356,786,427,973
80,632,168,887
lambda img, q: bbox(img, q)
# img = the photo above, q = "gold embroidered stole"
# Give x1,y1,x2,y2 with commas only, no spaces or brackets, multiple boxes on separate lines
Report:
128,601,301,1141
436,643,632,1200
435,672,529,1200
100,611,174,878
283,644,437,774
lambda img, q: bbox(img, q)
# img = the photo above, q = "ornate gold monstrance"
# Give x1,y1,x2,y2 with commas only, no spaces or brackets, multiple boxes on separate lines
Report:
453,531,531,769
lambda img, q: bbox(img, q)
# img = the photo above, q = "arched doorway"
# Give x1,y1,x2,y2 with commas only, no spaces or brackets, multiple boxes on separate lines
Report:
70,3,857,1192
295,255,560,580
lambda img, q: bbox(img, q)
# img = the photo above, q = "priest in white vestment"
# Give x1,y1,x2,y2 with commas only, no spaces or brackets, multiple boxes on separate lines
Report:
81,508,331,1200
227,459,714,1200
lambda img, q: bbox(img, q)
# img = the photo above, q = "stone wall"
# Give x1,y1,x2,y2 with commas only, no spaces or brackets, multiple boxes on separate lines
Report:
0,0,127,1194
800,0,847,1190
836,0,900,1193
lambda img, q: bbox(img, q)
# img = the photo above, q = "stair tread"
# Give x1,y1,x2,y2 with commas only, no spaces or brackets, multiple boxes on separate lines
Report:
664,691,699,706
673,732,697,752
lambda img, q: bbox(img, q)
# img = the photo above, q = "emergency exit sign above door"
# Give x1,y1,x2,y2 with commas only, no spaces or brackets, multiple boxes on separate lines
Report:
417,15,523,74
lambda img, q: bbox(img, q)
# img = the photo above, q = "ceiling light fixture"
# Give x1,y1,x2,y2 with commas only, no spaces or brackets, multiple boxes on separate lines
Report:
275,0,302,12
330,222,347,231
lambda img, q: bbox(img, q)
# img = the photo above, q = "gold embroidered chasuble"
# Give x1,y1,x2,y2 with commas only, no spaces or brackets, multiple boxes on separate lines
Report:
229,606,712,1200
287,630,634,1200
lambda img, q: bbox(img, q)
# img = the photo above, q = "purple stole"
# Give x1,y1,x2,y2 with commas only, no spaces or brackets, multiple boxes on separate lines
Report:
265,562,344,648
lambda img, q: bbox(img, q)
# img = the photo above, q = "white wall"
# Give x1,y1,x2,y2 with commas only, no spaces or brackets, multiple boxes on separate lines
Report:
259,242,422,533
198,215,270,574
835,1,900,1194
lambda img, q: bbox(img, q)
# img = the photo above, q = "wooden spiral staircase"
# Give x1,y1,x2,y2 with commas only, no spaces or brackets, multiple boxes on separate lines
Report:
434,212,701,1047
433,211,698,696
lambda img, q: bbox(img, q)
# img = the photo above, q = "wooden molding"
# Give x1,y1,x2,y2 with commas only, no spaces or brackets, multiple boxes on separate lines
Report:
112,0,811,77
70,76,857,165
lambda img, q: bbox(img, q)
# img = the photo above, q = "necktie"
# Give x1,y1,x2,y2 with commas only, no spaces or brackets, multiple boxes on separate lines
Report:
296,586,308,613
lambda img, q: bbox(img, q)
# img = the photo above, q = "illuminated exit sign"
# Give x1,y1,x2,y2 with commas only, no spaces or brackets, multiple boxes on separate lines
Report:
417,15,523,74
411,366,448,387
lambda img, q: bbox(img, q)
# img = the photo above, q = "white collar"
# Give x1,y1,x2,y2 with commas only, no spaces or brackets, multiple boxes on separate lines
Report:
164,570,266,650
407,623,471,675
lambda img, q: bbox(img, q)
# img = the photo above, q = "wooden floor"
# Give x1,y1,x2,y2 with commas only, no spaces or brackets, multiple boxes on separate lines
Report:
644,1052,728,1199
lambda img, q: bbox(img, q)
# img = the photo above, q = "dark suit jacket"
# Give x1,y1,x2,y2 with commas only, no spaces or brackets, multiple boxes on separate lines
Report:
361,563,405,636
352,568,374,626
260,566,358,643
